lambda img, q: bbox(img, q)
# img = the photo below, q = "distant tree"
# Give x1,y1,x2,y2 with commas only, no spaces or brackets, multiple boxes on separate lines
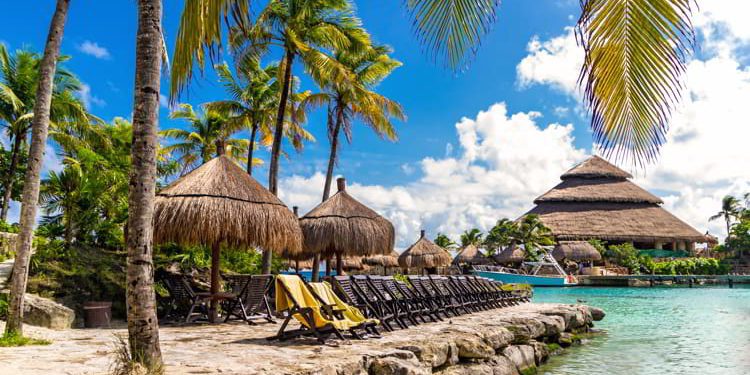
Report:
514,215,554,261
459,228,484,247
710,195,742,242
434,232,457,250
484,218,516,256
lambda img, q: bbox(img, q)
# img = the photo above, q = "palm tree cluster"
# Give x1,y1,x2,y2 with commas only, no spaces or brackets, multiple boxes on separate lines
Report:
437,215,554,261
710,193,750,257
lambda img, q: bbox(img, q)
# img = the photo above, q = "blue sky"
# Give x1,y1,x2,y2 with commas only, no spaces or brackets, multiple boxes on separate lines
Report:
3,1,749,246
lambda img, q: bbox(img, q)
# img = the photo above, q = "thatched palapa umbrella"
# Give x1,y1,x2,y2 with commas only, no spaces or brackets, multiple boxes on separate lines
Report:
299,178,394,276
153,155,302,321
399,230,452,274
552,241,602,262
330,256,368,272
363,250,400,275
493,247,525,265
452,244,491,266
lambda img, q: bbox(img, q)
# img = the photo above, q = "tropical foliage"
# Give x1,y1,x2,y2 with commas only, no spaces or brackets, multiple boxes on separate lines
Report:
433,233,457,250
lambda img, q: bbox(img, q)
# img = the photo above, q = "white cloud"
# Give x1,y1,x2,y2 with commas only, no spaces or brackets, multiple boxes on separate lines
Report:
512,3,750,239
516,27,583,97
77,83,106,108
77,40,110,59
279,103,586,248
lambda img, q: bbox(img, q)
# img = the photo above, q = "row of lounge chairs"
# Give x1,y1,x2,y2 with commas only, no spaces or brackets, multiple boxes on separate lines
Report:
270,274,529,344
160,272,528,345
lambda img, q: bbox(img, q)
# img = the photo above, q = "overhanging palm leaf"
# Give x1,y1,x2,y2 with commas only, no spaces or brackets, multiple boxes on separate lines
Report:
405,0,501,70
577,0,695,164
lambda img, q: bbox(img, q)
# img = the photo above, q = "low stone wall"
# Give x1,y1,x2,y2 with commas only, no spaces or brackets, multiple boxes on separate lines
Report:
313,303,605,375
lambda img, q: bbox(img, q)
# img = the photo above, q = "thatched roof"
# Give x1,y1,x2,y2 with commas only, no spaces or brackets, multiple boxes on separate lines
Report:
526,202,705,242
552,241,602,261
363,250,400,268
452,244,491,265
493,247,525,264
526,156,704,243
153,156,303,254
398,230,452,269
299,178,394,258
561,156,632,179
283,259,314,269
330,256,367,271
535,178,662,204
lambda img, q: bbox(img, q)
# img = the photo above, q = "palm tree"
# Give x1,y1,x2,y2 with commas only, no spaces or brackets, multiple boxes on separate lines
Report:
483,218,516,256
513,215,554,261
460,228,484,247
160,103,248,175
125,0,164,369
39,166,83,248
4,0,71,338
434,232,458,250
710,195,742,241
0,45,87,221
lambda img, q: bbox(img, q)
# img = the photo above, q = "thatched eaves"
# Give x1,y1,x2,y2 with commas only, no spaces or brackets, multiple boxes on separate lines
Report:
452,244,491,265
552,241,602,261
493,247,525,264
561,155,633,179
363,251,400,268
153,156,303,254
299,178,395,258
398,230,452,269
534,178,663,204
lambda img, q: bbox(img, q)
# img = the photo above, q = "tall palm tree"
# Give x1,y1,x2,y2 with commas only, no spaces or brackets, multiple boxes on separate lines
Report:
483,218,516,256
39,165,84,248
434,232,458,250
710,195,742,240
126,0,164,369
4,0,71,338
161,103,248,175
460,228,484,247
513,215,554,261
0,45,87,221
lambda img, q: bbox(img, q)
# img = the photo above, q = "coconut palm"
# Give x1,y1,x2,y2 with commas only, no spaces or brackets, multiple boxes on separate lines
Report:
125,0,164,369
4,0,71,338
160,103,248,175
460,228,484,247
306,46,404,201
0,45,87,221
513,215,554,261
710,195,742,240
483,218,516,256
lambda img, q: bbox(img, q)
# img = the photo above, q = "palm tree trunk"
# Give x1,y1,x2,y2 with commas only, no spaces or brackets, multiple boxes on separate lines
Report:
4,0,70,337
0,135,23,222
261,49,294,274
321,106,345,278
246,121,258,175
125,0,163,369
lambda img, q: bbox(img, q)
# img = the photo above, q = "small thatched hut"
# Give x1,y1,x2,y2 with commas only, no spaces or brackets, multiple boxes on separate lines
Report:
493,247,525,265
452,244,491,266
552,241,602,262
299,178,394,275
525,156,705,253
330,256,368,272
399,230,452,274
363,250,400,275
153,156,302,321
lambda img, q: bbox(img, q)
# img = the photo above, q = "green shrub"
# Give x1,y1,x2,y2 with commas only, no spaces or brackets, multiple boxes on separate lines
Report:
651,258,730,275
0,293,8,319
0,332,51,347
605,243,644,274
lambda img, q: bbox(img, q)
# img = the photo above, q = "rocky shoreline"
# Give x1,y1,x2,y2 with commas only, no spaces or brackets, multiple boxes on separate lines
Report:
311,303,605,375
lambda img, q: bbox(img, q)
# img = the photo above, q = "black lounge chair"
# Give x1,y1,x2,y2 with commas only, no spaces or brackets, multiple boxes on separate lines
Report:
408,276,450,319
380,276,427,325
365,275,409,329
222,274,276,324
428,275,471,315
395,279,441,322
349,275,399,331
161,274,212,322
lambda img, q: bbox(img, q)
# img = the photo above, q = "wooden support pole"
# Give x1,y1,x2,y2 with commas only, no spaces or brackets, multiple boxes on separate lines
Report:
209,242,221,323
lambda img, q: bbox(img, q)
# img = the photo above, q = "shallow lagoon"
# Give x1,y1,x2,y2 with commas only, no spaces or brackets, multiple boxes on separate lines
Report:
534,285,750,375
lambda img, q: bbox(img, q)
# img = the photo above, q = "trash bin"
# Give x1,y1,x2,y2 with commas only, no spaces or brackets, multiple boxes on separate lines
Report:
83,301,112,328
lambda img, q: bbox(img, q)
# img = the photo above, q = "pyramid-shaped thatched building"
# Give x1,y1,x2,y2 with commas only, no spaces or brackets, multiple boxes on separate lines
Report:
524,156,705,252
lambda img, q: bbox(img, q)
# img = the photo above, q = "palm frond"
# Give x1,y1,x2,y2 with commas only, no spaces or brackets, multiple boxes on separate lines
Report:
577,0,695,165
405,0,501,71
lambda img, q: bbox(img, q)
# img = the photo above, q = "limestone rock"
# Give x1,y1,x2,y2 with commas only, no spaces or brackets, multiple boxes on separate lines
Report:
499,316,546,339
502,345,536,373
21,293,74,329
397,340,452,368
503,324,532,344
436,363,493,375
489,355,520,375
368,356,429,375
529,340,549,365
535,314,565,337
481,325,514,350
589,306,606,321
454,334,495,360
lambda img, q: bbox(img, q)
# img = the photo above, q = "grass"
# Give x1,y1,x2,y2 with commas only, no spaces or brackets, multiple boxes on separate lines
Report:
501,283,532,292
0,332,52,347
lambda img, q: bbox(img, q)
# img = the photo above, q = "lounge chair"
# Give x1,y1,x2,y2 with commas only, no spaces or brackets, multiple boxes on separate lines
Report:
222,274,276,324
407,276,448,319
268,274,369,344
365,276,409,329
307,281,381,338
161,274,213,322
428,275,470,315
350,275,401,331
394,279,441,322
380,276,426,326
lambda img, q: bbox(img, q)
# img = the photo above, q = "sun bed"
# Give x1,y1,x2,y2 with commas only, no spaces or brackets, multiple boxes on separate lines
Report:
222,274,276,324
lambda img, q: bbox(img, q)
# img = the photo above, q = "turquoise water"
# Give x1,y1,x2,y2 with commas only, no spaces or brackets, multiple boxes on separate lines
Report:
533,286,750,375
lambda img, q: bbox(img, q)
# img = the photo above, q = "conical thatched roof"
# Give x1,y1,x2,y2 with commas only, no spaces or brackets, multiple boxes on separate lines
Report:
493,247,525,264
524,156,704,243
452,244,491,265
552,241,602,262
153,156,303,253
363,250,400,268
399,230,452,269
299,178,395,258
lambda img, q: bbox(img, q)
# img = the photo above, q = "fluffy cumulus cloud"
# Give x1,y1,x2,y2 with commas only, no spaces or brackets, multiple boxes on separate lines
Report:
77,40,110,59
279,103,586,248
77,83,106,108
515,6,750,238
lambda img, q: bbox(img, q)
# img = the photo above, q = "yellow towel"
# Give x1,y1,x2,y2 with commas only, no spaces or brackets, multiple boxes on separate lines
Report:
275,274,361,331
307,281,379,326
